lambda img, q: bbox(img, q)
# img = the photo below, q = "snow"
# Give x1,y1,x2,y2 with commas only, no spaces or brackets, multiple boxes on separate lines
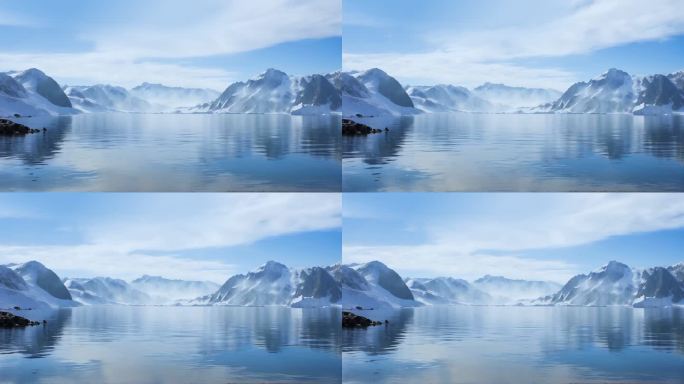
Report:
633,296,679,308
341,69,421,117
130,275,219,304
1,262,79,311
633,103,678,115
130,83,220,111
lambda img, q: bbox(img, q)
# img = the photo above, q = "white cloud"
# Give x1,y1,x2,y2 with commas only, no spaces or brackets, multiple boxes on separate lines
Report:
86,194,341,253
0,194,341,282
90,0,341,60
0,244,236,284
344,0,684,89
344,245,578,283
344,194,684,282
0,52,235,89
1,0,341,88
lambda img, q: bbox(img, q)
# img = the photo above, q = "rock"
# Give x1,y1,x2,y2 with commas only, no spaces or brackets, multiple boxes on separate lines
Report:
342,119,384,136
13,113,20,118
0,311,41,328
0,119,39,136
342,311,386,328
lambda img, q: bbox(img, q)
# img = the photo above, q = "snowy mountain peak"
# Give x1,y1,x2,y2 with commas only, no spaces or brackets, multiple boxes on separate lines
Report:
10,261,73,301
475,275,514,283
600,68,630,79
260,68,289,79
355,261,414,301
201,261,341,307
633,267,684,308
11,68,72,108
599,260,631,275
259,260,289,273
356,68,415,109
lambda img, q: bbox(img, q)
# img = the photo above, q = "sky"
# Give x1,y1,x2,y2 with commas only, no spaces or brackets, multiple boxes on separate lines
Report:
343,0,684,90
343,193,684,283
0,0,341,90
0,193,341,284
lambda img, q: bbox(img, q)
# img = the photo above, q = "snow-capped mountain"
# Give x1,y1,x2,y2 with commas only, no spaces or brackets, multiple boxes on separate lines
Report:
0,261,78,311
64,277,152,306
473,83,562,111
542,261,636,306
64,84,153,113
335,262,421,310
10,261,72,301
542,68,684,115
130,275,219,304
196,69,341,115
667,263,684,281
539,261,684,307
406,276,492,305
201,261,295,306
632,74,684,115
406,84,495,113
291,74,342,115
0,68,78,117
12,68,72,108
668,71,684,90
291,267,342,308
338,68,421,116
472,275,561,304
197,261,342,307
633,267,684,308
130,83,220,111
547,69,636,113
0,265,52,311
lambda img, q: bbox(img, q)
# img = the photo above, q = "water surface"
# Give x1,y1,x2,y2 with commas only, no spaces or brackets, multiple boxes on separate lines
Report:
0,306,341,384
0,113,341,191
343,113,684,191
343,306,684,384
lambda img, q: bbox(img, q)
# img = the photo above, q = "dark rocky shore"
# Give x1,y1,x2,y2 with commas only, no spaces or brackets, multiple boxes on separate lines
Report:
342,311,386,328
342,119,388,136
0,119,44,136
0,311,42,328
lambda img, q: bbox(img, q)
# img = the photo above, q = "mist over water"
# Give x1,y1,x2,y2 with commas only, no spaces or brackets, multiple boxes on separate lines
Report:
343,113,684,192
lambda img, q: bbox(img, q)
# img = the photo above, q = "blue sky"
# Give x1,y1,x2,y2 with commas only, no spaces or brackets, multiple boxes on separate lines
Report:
344,0,684,90
344,193,684,283
0,194,341,283
0,0,341,89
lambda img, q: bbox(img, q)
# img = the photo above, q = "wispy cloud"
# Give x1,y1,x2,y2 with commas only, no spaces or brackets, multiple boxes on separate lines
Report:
344,194,684,282
0,244,236,284
0,194,341,282
344,0,684,89
85,194,341,253
1,0,341,88
89,0,341,60
0,52,236,89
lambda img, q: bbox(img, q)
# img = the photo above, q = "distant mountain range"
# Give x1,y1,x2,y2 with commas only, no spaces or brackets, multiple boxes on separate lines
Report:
193,69,342,115
354,260,684,309
341,68,684,116
0,68,342,117
3,259,682,312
